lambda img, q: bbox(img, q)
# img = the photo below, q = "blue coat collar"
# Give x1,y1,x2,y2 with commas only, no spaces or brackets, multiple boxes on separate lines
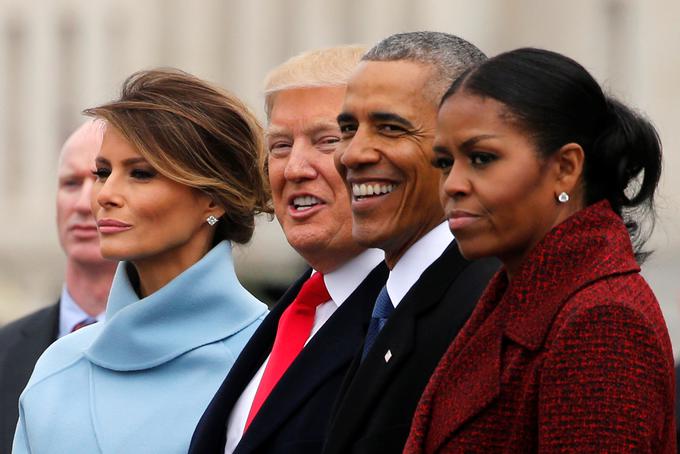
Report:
84,241,267,371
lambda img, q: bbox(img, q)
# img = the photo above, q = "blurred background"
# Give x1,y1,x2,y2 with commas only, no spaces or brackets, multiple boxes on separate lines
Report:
0,0,678,354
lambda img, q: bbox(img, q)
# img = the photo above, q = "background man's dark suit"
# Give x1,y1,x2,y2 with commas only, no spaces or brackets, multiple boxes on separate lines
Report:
190,263,388,454
0,302,59,453
322,243,499,454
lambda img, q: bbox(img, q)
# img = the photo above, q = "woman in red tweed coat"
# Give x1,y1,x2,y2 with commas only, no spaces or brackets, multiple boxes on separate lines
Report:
405,48,675,453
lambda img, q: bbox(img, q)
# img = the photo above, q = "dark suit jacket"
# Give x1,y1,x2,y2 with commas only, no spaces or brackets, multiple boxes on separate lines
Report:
0,302,59,454
322,242,499,454
190,263,389,454
406,201,676,453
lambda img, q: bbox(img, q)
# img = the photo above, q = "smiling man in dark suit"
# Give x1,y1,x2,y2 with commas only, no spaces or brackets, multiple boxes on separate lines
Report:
0,120,116,453
190,46,388,454
322,32,500,454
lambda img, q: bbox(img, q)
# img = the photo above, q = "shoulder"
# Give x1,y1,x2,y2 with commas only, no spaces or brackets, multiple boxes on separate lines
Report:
546,271,672,364
556,272,667,335
0,303,58,341
23,324,101,391
216,311,266,363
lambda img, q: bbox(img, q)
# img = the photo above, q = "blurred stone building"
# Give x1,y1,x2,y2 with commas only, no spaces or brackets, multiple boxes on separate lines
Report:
1,0,679,352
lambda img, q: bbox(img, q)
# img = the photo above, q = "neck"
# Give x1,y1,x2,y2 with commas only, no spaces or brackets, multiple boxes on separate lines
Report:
303,246,365,275
384,218,442,269
65,259,117,317
132,239,213,297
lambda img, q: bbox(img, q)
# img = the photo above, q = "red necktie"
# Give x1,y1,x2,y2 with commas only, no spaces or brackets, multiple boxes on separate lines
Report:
245,272,330,429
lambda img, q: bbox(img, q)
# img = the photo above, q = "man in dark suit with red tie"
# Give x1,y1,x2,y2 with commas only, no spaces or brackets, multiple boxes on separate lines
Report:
322,32,499,454
190,46,388,454
0,120,116,454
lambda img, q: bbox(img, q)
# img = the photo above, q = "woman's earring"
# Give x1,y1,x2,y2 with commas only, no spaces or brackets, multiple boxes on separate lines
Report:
557,192,570,203
206,215,219,226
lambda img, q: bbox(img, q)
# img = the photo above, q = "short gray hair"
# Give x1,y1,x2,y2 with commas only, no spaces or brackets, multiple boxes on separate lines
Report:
363,31,486,101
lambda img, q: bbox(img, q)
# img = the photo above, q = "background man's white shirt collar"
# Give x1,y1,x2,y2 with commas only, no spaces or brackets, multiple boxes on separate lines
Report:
58,284,105,338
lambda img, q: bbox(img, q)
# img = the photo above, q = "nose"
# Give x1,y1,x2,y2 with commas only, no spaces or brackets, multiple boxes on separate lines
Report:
94,174,123,209
441,162,471,200
283,141,317,182
338,127,380,171
75,178,95,214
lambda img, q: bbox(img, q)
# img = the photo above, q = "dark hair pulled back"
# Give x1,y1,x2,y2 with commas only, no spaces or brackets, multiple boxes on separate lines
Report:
442,48,662,261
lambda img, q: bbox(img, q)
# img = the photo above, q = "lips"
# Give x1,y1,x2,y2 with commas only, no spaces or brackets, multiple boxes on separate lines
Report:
351,182,397,200
69,223,99,239
291,195,323,211
97,218,132,234
286,193,327,219
447,210,481,230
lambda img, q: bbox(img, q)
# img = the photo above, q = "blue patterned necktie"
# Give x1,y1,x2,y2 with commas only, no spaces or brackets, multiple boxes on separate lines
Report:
361,286,394,361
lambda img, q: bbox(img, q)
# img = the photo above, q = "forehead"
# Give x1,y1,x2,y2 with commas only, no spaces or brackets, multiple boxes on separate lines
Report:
268,86,346,134
437,92,513,135
343,60,436,120
58,131,100,175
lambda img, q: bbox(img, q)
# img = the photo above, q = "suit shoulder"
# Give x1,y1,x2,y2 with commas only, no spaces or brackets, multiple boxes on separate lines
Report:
0,303,58,344
24,324,101,390
216,311,266,363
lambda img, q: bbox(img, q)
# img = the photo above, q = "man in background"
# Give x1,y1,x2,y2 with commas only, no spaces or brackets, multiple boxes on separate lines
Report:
323,32,499,454
0,120,116,453
190,46,388,454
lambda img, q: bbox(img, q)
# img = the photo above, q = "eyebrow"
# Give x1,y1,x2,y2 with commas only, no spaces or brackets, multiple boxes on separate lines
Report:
266,120,339,139
459,134,498,151
95,156,148,166
337,112,357,124
433,144,450,155
369,112,415,129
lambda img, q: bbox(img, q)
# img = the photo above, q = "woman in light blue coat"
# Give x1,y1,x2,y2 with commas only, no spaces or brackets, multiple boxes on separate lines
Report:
13,69,271,454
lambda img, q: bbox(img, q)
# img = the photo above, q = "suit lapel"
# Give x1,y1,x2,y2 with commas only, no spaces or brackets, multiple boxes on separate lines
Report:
328,243,470,444
238,264,387,452
190,271,310,453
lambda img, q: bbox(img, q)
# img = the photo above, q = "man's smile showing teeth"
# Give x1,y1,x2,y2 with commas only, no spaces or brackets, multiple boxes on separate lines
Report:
352,183,396,200
293,195,322,211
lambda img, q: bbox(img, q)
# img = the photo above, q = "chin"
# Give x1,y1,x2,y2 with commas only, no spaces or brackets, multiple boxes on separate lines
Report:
455,240,494,261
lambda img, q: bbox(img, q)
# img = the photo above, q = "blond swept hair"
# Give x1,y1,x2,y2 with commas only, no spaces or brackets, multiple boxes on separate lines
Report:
85,68,271,245
263,45,367,119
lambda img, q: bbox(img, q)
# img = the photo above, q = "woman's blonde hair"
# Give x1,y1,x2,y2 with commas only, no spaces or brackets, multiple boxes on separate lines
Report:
85,68,271,244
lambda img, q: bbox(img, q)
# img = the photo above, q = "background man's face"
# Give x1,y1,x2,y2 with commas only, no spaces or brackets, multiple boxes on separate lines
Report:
267,86,364,267
56,126,108,265
335,60,445,265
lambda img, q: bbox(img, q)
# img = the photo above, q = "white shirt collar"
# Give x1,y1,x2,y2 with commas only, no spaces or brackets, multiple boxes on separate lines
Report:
314,248,385,308
386,222,454,307
58,284,106,338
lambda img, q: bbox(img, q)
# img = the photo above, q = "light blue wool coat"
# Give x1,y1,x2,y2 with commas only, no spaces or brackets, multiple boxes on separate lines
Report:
13,241,267,454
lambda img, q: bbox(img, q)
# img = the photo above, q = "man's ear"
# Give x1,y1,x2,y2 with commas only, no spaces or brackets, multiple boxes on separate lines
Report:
553,142,585,196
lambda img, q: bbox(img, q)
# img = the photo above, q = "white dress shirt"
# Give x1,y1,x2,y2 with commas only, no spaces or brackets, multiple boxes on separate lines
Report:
58,285,105,338
224,248,385,453
385,222,454,308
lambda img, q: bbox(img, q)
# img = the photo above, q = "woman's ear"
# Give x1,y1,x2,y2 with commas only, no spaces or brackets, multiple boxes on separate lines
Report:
553,142,585,196
206,197,226,220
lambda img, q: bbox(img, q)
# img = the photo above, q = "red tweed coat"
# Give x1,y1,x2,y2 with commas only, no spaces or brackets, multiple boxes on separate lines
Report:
405,201,676,453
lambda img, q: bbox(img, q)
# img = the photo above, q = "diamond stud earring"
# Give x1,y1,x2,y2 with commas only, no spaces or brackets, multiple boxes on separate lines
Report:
206,215,218,226
557,192,570,203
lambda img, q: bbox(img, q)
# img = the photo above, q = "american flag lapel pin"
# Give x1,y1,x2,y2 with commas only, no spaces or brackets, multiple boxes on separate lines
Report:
384,349,392,363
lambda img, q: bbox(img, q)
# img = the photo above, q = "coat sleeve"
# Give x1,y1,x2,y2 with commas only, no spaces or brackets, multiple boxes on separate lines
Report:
538,302,674,453
12,402,31,454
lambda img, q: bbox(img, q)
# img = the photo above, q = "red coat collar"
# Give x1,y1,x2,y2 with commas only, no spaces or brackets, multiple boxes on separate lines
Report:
502,200,640,350
421,200,642,452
